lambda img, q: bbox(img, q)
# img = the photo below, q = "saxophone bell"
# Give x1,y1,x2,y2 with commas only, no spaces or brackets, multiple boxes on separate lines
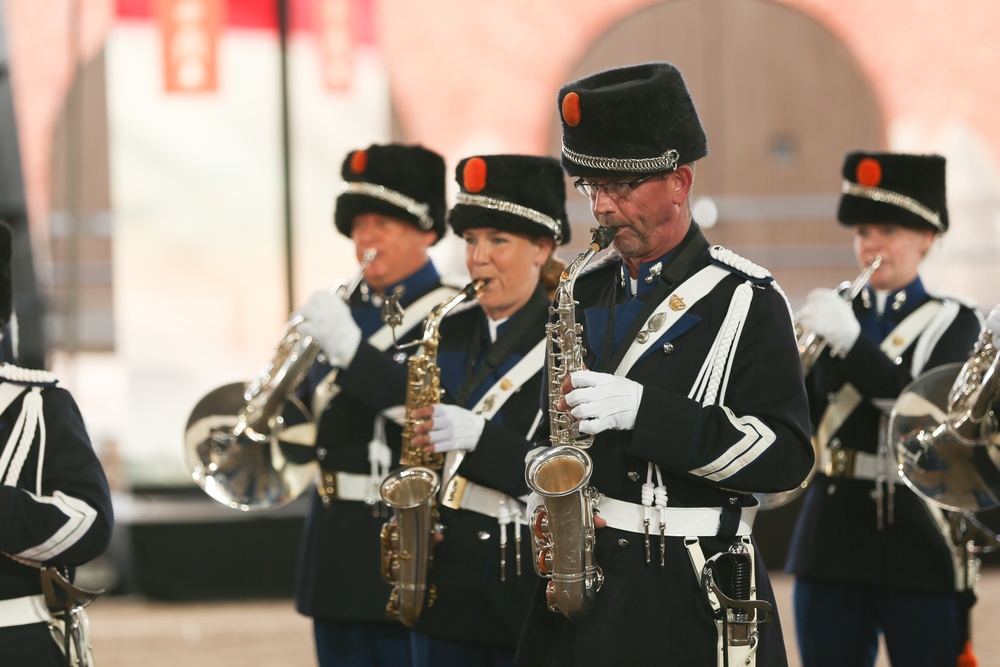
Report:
379,466,441,627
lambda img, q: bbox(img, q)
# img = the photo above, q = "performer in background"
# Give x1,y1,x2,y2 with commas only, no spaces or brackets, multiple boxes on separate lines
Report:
0,221,114,666
406,154,569,666
516,62,814,667
786,152,983,667
288,144,455,667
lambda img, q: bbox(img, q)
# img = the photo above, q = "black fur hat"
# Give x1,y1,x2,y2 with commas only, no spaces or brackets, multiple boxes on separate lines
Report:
0,221,11,328
837,152,948,233
448,155,570,245
334,144,447,242
557,62,708,178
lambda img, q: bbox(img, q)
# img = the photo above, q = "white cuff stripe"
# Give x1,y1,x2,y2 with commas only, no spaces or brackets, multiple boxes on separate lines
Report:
689,408,776,481
14,490,97,561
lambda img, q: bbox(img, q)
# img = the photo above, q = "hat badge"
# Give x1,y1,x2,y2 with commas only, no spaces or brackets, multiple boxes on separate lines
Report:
349,150,368,174
856,157,882,187
463,157,488,193
562,92,581,127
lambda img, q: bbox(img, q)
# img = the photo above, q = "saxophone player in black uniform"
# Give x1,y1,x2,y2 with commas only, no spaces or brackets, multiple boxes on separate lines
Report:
287,144,457,667
786,152,983,667
405,154,570,666
516,62,814,667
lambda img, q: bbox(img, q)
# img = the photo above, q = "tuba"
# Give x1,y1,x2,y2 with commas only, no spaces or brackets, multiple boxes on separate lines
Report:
184,249,375,511
756,256,882,510
525,225,615,620
889,323,1000,513
378,279,486,626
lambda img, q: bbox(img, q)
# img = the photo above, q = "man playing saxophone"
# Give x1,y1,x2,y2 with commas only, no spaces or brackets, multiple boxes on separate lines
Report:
516,62,814,667
402,154,570,667
786,152,983,667
283,144,457,667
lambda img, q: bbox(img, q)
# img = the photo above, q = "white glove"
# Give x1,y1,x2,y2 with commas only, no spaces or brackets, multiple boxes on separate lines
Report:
296,290,362,369
986,305,1000,347
797,288,860,357
566,370,644,435
425,403,485,453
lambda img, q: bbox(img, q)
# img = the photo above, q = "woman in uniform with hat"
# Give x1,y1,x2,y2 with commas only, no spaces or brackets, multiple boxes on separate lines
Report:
406,154,569,667
786,152,983,667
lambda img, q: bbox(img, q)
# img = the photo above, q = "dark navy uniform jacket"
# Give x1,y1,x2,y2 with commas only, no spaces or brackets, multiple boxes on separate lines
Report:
412,283,550,650
786,277,982,593
0,373,113,666
292,261,450,624
516,224,813,667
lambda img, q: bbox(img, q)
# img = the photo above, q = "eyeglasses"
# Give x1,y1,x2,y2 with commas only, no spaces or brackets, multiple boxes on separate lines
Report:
572,172,666,199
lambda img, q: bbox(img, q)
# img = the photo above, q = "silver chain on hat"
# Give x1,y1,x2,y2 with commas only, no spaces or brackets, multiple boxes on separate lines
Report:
841,181,943,231
342,181,434,230
455,192,563,243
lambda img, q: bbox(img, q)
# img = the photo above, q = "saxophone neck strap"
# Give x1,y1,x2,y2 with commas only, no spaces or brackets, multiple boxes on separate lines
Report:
455,285,549,407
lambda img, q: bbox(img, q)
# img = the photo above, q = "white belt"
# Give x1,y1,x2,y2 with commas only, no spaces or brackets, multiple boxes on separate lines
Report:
820,448,902,483
441,475,524,519
317,470,380,504
0,595,51,628
598,496,757,537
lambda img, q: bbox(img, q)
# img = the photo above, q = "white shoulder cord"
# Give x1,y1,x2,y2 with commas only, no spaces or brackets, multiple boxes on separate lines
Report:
702,281,754,407
0,366,57,494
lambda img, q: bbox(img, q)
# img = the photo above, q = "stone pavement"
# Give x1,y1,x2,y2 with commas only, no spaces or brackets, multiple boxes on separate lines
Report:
86,571,1000,667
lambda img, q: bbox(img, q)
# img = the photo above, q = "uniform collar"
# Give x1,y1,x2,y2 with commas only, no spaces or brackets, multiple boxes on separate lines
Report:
621,250,675,298
361,260,440,306
860,275,927,317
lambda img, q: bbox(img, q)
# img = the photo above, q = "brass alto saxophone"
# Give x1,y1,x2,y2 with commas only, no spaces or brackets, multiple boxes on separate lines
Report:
378,279,486,626
525,226,616,620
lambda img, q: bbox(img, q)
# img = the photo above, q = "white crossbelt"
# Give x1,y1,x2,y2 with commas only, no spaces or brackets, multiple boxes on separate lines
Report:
0,595,51,628
598,495,757,537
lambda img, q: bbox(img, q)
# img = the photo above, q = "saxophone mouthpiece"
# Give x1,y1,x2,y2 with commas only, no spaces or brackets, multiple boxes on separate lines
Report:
590,226,617,251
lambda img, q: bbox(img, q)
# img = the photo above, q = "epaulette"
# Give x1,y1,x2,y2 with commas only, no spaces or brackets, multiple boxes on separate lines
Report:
709,245,773,284
0,364,59,388
929,289,980,312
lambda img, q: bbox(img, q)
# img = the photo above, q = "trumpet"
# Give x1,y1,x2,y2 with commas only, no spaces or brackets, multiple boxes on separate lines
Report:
183,249,376,511
796,255,882,376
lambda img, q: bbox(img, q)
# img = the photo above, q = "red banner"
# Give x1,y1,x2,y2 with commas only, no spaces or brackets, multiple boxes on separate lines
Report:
156,0,224,93
317,0,353,91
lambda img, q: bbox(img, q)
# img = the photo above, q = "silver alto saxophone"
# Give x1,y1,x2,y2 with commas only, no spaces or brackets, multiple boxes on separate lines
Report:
378,279,486,627
525,225,616,621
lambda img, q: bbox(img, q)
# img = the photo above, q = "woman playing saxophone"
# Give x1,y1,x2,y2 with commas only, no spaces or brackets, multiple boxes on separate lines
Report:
403,155,572,667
